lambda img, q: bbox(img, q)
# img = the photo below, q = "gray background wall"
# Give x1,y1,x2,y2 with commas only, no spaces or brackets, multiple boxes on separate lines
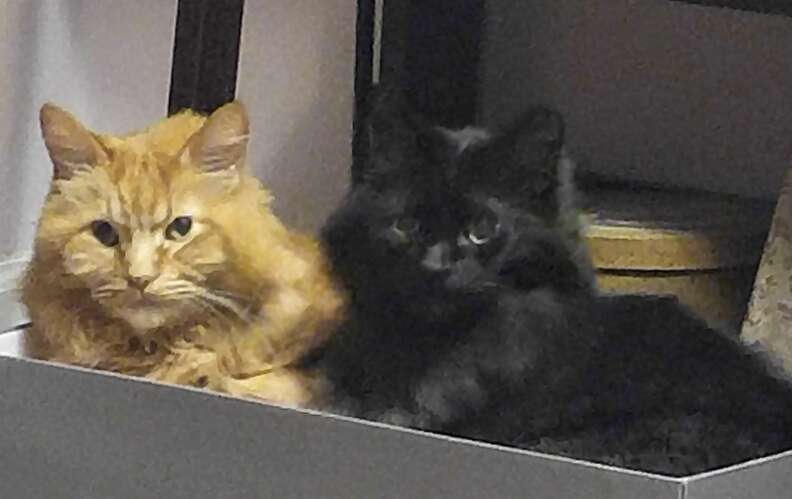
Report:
237,0,356,233
0,0,176,291
482,0,792,200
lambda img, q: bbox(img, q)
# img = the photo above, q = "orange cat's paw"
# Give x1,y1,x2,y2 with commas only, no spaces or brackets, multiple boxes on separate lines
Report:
224,369,320,407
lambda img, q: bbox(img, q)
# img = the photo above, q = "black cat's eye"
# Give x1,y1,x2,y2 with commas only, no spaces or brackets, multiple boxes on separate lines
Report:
465,218,500,246
392,217,421,236
166,216,193,239
91,220,119,247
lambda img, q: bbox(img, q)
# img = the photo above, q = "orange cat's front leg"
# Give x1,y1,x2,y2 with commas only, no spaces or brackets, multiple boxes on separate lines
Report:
24,322,113,370
144,341,220,387
144,341,318,406
221,368,322,407
261,282,345,366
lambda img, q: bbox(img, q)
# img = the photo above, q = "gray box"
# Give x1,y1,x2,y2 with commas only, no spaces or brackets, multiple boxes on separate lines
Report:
1,328,791,499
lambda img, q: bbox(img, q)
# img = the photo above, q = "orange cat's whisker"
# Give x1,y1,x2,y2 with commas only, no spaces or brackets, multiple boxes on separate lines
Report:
197,290,251,324
93,290,122,300
191,297,238,328
212,289,248,302
178,267,210,282
153,281,201,297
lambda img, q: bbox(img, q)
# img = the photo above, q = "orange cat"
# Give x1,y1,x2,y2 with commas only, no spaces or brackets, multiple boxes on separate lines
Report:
21,101,344,406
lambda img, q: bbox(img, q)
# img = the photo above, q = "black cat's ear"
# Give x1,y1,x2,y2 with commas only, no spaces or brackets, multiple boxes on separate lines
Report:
505,107,565,164
365,85,422,151
472,107,566,198
357,85,444,183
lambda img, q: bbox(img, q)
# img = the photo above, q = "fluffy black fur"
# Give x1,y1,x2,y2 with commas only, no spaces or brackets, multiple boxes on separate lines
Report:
307,89,792,476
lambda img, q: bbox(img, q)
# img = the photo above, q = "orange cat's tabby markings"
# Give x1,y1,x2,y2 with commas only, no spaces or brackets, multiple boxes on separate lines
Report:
21,101,344,405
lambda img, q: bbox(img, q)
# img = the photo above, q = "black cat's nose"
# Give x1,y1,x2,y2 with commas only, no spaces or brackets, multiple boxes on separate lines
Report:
421,242,453,272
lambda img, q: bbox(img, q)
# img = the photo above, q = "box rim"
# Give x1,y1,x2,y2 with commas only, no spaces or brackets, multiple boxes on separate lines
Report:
0,327,792,484
684,447,792,483
0,335,685,483
0,354,688,499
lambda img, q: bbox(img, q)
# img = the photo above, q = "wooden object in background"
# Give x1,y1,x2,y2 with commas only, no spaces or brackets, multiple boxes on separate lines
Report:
584,185,773,331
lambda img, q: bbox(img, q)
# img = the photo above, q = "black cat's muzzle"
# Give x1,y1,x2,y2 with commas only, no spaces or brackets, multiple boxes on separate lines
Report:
421,242,454,272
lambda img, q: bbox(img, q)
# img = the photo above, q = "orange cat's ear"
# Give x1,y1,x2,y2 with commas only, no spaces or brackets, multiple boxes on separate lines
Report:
39,103,109,180
181,101,250,175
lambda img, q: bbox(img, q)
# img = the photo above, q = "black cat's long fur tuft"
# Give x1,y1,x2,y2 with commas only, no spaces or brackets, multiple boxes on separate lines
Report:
307,87,792,476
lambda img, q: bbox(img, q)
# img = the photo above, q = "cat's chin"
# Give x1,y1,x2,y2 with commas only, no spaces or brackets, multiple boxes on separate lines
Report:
115,306,181,332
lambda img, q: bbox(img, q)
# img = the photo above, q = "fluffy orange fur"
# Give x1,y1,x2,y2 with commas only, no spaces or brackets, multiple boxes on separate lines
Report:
21,101,344,406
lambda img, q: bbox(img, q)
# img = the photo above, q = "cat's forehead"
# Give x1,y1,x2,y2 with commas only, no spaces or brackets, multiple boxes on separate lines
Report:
390,183,476,221
409,127,490,189
87,149,182,228
108,150,176,228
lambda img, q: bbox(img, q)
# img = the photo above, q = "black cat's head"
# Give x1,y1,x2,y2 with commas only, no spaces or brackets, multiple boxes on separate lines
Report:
323,88,590,314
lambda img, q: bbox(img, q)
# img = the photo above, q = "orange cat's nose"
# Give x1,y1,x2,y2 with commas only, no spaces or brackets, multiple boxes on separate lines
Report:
128,276,151,291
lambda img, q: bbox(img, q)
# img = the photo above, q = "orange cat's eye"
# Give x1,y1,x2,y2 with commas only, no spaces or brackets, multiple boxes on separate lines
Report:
166,216,193,240
90,220,119,247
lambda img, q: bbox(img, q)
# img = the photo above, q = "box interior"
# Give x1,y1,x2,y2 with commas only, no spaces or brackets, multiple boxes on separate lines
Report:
0,328,23,357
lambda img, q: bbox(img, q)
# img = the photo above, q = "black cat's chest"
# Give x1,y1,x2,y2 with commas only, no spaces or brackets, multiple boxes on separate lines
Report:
322,304,484,408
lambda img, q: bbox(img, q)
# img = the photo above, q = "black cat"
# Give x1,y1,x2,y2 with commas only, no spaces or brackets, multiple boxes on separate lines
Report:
307,89,792,476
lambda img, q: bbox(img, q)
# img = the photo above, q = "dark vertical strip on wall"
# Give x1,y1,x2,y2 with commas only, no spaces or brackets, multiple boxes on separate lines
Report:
379,0,409,87
168,0,245,115
352,0,376,183
379,0,484,128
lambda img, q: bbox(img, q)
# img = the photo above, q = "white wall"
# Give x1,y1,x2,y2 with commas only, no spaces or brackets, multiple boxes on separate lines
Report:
0,0,177,291
236,0,356,232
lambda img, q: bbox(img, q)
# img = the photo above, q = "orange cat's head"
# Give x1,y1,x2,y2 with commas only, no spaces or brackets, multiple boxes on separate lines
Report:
33,102,265,332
